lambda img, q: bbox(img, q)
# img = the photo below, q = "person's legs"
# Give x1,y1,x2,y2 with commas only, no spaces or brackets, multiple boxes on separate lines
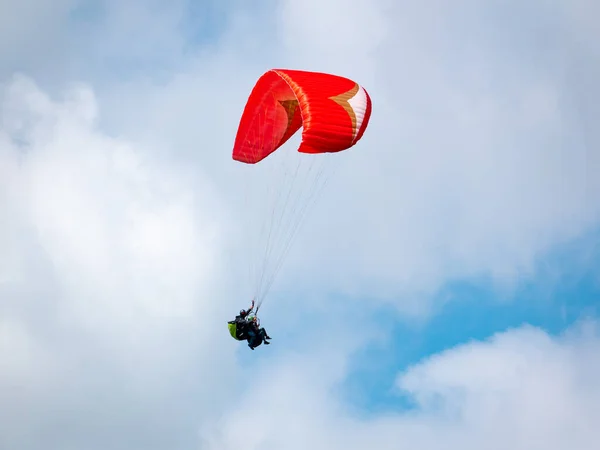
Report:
258,328,270,344
247,329,257,348
260,328,271,339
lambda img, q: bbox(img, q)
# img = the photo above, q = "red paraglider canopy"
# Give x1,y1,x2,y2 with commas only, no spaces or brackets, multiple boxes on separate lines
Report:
232,69,372,164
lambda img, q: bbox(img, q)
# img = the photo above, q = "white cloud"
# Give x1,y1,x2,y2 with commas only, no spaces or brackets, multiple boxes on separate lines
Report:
0,75,236,449
2,74,224,325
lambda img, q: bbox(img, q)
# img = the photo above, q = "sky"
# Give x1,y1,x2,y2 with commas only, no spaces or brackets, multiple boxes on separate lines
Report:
1,0,599,449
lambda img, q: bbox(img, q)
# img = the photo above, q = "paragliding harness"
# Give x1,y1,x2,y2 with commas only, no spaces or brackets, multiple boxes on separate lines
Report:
227,312,271,349
227,315,254,341
227,320,246,341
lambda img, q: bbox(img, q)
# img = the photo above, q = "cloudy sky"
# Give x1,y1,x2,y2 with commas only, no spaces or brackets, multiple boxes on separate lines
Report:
1,0,599,449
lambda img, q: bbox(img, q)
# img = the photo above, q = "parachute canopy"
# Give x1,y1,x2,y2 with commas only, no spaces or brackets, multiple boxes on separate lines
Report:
232,69,372,164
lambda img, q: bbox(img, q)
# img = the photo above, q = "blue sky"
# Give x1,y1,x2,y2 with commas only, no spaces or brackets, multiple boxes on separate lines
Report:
1,1,600,449
342,229,600,414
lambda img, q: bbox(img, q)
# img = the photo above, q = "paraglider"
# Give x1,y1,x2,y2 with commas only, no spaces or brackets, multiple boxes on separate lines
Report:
227,299,272,349
229,68,372,349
